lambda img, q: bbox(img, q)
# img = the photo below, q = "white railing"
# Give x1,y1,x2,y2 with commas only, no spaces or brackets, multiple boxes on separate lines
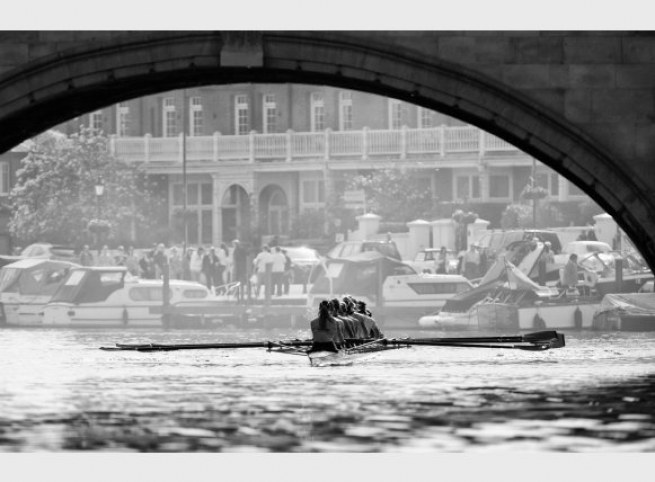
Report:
109,125,520,164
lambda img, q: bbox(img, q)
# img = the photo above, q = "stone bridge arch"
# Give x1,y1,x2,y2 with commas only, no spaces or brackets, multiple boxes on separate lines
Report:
0,31,653,265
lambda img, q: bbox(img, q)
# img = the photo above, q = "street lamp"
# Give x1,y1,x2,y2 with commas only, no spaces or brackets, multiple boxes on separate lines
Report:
95,180,105,220
94,179,105,256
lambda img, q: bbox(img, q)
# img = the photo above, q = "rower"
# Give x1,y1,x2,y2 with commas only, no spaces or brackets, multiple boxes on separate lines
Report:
354,300,384,339
342,296,371,340
329,298,357,341
309,300,346,353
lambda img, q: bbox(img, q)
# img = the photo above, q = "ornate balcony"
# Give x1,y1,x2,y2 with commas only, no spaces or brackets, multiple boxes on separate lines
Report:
109,125,521,164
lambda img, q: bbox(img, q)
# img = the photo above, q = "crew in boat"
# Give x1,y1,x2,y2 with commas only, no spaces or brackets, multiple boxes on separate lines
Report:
329,298,356,340
342,297,369,339
353,299,384,339
309,300,346,353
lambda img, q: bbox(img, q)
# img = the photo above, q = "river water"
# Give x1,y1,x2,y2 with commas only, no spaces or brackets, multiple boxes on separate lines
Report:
1,327,655,453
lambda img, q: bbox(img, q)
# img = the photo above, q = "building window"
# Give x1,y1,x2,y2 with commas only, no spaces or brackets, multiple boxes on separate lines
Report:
310,92,325,131
0,162,9,196
234,95,249,135
417,107,435,129
190,97,203,137
455,175,481,201
89,110,104,132
116,102,130,137
171,182,213,245
163,97,177,138
388,99,405,130
302,179,325,205
339,91,353,131
489,174,511,200
263,94,277,134
172,182,213,207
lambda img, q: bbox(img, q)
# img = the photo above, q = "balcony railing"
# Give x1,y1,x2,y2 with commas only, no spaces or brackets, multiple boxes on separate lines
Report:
109,125,519,164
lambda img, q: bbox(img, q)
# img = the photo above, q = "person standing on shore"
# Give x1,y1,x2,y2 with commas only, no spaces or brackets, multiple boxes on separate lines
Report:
271,246,286,296
79,245,94,266
232,240,249,303
189,247,203,283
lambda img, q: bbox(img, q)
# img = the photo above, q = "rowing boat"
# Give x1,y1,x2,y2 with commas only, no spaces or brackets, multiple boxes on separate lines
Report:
273,338,410,366
100,330,565,366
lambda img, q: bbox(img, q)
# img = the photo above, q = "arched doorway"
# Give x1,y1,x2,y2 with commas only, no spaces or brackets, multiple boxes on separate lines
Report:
259,185,289,238
221,184,250,243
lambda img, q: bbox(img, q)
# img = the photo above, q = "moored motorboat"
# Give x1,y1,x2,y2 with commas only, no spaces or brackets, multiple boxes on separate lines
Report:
419,259,600,331
592,293,655,331
307,251,473,328
40,266,219,328
0,258,79,326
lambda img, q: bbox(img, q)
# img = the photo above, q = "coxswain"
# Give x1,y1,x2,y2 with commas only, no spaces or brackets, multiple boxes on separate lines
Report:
309,300,346,353
355,300,384,339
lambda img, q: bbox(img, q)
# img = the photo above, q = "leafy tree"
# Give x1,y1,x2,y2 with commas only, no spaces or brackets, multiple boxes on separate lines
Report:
347,168,434,223
9,127,163,247
501,204,533,229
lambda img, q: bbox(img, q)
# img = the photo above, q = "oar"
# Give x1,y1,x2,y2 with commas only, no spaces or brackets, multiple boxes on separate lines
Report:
411,331,563,345
387,331,565,351
102,339,314,352
386,340,555,351
101,331,564,352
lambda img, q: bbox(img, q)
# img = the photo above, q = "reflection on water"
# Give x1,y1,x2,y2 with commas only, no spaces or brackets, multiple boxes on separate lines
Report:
1,328,655,452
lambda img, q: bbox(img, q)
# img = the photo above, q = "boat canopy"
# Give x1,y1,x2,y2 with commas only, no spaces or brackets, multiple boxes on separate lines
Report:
0,259,79,296
50,267,127,304
594,293,655,318
309,251,416,297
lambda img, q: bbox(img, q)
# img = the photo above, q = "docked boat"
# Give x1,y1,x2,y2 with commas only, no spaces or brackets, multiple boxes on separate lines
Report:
0,258,79,326
576,250,652,297
38,266,220,328
419,247,601,331
306,251,473,328
592,293,655,331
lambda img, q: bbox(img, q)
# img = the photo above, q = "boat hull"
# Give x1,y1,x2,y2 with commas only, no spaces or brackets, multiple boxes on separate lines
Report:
419,299,599,331
274,340,408,366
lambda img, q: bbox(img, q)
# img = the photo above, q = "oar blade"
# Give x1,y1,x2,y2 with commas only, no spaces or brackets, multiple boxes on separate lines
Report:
522,331,561,344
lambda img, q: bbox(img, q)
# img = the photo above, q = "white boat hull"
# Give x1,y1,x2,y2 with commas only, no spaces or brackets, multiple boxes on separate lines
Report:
419,300,599,331
42,303,163,327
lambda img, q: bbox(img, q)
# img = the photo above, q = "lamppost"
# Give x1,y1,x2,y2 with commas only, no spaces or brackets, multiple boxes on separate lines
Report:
94,179,104,255
95,179,104,220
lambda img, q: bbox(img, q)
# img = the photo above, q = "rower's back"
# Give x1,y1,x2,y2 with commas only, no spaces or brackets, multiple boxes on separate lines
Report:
356,301,384,339
310,301,346,352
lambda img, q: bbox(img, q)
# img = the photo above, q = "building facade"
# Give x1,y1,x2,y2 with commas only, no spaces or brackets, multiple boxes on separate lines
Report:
47,84,588,247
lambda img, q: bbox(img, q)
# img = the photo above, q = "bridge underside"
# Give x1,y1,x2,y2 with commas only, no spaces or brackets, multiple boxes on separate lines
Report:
0,31,653,266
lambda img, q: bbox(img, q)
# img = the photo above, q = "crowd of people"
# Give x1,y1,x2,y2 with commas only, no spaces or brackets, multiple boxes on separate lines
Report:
77,240,298,299
309,296,383,353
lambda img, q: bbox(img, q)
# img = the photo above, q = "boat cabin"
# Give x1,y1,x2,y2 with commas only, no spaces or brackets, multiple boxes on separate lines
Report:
0,258,79,325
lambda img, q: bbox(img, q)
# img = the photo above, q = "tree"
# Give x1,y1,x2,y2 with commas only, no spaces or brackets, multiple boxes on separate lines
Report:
9,127,164,247
501,204,533,229
347,168,434,222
